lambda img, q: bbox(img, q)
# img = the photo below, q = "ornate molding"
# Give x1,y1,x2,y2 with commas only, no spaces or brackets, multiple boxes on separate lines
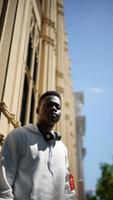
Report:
30,12,35,33
56,86,64,94
57,2,64,9
30,17,35,33
56,70,64,78
57,10,64,16
42,35,56,48
25,67,32,81
0,102,21,128
57,2,64,16
33,83,38,93
35,29,40,48
29,12,40,48
41,16,57,49
42,17,55,30
42,16,57,39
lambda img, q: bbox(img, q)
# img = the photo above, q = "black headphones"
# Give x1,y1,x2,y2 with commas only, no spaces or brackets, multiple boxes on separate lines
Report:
43,131,61,142
37,124,61,142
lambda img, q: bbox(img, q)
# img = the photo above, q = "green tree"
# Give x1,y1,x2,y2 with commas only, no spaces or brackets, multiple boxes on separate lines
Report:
88,195,97,200
96,163,113,200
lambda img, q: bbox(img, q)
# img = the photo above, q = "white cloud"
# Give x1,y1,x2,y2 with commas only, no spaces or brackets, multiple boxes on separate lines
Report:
91,87,104,94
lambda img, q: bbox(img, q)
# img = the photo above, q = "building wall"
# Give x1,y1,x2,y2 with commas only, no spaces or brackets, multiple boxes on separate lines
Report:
0,0,78,194
75,92,86,200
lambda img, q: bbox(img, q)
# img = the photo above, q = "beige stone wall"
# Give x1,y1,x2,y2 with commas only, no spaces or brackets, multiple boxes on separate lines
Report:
0,0,78,194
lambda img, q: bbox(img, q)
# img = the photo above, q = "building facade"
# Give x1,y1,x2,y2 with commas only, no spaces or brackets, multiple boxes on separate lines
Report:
75,92,86,200
0,0,78,195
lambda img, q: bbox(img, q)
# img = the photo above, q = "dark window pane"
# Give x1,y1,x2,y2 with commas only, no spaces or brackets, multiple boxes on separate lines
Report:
20,75,28,125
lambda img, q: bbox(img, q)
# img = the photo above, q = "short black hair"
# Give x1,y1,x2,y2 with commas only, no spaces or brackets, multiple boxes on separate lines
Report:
38,91,62,106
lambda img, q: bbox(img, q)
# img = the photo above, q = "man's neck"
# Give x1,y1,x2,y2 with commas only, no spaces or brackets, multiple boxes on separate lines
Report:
37,121,54,133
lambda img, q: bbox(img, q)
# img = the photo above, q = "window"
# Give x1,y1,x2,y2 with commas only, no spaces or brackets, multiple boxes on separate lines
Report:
0,0,8,40
20,75,28,126
20,10,40,125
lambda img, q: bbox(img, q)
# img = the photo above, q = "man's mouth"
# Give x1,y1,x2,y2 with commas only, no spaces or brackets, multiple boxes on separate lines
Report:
49,113,58,121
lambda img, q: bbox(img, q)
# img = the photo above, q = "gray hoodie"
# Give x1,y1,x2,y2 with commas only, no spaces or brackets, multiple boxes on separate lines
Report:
0,124,75,200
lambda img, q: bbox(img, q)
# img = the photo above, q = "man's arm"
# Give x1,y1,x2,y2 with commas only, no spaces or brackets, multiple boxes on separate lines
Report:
64,149,76,200
0,158,14,200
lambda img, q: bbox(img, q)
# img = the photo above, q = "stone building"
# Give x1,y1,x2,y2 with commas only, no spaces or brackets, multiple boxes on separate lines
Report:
0,0,78,195
75,92,86,200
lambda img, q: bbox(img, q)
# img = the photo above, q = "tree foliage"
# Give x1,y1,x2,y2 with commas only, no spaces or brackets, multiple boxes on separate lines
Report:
95,163,113,200
88,195,97,200
87,162,113,200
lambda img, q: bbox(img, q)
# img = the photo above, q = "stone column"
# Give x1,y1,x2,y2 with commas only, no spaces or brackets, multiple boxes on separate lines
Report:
55,0,65,132
0,0,18,101
25,14,39,124
56,0,65,94
38,0,57,95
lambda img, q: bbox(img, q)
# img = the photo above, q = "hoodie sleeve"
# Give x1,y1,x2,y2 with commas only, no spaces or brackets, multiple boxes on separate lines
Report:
0,130,22,200
0,157,14,200
63,149,76,200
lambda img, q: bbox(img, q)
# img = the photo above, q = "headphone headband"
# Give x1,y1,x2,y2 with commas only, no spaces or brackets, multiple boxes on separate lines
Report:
37,124,61,142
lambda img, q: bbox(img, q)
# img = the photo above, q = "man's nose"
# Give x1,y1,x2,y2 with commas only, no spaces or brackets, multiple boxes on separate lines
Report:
51,105,57,111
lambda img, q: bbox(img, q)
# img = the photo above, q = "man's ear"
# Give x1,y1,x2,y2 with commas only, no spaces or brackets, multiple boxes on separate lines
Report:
36,107,39,114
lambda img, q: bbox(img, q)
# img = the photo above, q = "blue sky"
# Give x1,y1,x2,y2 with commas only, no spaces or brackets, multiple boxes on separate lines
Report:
64,0,113,192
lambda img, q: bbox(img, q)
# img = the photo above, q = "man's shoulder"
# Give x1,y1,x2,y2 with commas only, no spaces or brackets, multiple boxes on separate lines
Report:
7,124,38,138
56,138,68,152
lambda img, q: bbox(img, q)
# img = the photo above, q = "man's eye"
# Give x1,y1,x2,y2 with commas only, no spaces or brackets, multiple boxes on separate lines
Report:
47,102,53,107
56,105,61,110
47,102,61,109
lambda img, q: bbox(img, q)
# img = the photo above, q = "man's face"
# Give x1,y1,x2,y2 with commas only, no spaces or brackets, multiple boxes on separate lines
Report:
37,95,62,125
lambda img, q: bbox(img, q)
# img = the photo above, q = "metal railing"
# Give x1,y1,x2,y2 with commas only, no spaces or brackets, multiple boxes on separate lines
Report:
0,102,21,146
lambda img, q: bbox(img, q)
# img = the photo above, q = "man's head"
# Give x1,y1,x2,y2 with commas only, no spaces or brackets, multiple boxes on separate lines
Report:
36,91,62,126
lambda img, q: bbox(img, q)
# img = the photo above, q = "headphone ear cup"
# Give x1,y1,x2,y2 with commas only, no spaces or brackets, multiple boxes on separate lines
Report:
55,132,62,140
44,132,61,141
44,132,55,141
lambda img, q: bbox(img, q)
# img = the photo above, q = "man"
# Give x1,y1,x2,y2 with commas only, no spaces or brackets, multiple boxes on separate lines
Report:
0,91,75,200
